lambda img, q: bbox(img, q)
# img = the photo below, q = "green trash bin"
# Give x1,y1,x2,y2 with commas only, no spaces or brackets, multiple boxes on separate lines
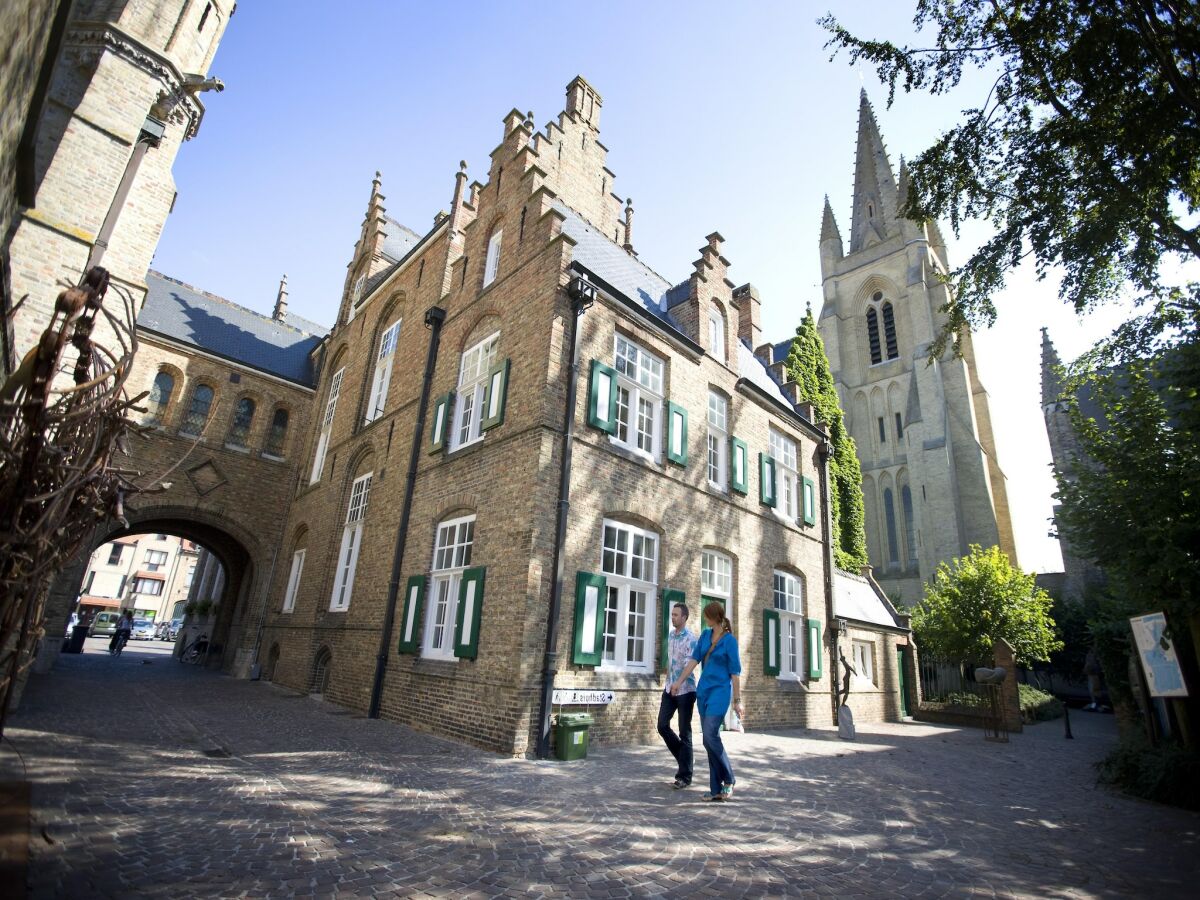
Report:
554,712,594,761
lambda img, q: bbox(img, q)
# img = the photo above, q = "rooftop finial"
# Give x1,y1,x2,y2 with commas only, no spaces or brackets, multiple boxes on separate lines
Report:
623,197,635,256
273,274,289,321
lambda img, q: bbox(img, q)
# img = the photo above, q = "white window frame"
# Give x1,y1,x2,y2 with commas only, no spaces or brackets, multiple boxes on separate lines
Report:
853,638,875,685
773,570,805,680
450,332,499,451
708,306,726,364
329,472,372,611
133,577,164,596
599,519,658,673
282,549,305,613
310,367,345,484
143,549,168,572
364,320,401,424
348,273,366,321
483,230,502,287
611,335,664,462
422,514,476,660
700,550,732,601
769,427,800,523
706,391,728,490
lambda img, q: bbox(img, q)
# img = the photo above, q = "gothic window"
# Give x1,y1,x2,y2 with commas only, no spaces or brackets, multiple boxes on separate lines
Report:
883,487,900,565
708,305,726,364
902,485,918,569
423,514,476,659
329,471,372,611
365,319,401,424
264,408,289,458
310,367,345,483
226,397,255,448
144,371,174,425
483,230,502,287
866,307,882,365
882,302,899,360
179,384,214,436
451,332,499,449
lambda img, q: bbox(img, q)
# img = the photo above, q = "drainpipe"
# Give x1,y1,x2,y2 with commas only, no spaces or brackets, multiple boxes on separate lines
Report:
816,434,839,725
535,274,595,759
368,304,446,719
84,116,167,275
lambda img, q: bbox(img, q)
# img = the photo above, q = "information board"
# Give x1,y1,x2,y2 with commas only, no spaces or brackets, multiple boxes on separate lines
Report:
1129,612,1189,698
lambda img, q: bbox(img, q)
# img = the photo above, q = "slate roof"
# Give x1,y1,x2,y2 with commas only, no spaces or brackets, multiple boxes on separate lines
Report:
833,569,902,628
139,271,326,387
773,338,794,364
554,201,793,409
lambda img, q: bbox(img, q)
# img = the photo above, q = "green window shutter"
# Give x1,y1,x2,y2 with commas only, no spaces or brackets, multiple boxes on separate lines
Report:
730,437,749,494
759,453,777,507
586,360,619,434
802,476,817,526
700,595,727,615
660,588,684,674
572,571,607,665
807,618,823,680
763,608,781,676
396,575,425,654
453,566,486,659
481,359,511,430
429,391,454,453
666,402,688,466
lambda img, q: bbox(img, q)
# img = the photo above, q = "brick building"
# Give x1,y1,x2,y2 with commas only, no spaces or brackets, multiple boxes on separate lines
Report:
808,92,1018,606
75,532,198,623
254,78,914,754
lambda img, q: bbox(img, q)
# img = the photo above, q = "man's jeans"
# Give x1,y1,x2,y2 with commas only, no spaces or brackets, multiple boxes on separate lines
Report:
657,690,696,784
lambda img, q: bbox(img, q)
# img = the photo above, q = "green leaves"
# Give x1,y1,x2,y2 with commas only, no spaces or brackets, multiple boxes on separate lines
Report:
822,1,1200,360
784,307,868,570
910,544,1061,665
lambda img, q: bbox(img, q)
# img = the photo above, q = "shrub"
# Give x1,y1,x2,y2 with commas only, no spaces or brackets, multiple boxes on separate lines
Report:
1097,733,1200,811
1018,684,1063,722
929,691,987,710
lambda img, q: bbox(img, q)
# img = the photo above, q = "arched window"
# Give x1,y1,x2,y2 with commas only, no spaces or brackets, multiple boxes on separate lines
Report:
423,513,477,659
330,469,373,611
883,487,900,565
902,485,918,569
179,384,214,436
311,647,332,695
225,397,255,448
866,307,882,365
264,407,289,458
144,371,174,424
882,302,899,360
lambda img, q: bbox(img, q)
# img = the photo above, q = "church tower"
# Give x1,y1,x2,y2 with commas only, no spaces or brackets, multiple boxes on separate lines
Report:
816,91,1017,603
3,0,231,372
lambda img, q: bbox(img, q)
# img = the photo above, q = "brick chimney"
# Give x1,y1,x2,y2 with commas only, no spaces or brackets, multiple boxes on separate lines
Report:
733,282,761,350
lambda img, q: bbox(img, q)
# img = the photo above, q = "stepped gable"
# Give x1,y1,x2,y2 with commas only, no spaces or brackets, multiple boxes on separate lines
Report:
139,271,326,386
555,200,792,409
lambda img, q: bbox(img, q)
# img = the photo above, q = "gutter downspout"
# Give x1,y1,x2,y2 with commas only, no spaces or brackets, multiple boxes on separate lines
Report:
535,276,594,759
368,305,446,719
816,433,839,726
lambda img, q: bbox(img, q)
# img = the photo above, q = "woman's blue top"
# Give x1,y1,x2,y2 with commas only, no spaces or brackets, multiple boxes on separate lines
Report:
692,628,742,715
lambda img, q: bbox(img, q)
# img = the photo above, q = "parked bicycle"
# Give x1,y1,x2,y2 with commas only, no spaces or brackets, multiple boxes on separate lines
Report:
179,634,209,665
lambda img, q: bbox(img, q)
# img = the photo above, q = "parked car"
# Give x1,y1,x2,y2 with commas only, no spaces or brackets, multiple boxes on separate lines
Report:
132,618,155,640
168,618,184,641
89,611,121,637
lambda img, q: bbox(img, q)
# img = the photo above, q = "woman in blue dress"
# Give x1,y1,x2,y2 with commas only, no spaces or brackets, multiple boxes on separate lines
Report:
670,600,743,801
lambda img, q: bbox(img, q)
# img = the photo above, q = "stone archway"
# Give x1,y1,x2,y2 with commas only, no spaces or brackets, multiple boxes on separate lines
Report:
45,503,269,675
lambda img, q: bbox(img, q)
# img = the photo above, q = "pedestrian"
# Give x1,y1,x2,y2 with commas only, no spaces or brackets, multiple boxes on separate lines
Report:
658,600,697,789
671,600,743,801
1083,647,1105,711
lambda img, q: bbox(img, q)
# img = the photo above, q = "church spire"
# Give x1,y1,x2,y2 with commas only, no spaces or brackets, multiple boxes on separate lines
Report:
849,89,900,254
1041,327,1066,406
819,194,844,277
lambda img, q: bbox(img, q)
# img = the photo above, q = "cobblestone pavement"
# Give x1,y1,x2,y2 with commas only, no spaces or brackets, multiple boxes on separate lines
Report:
3,638,1197,898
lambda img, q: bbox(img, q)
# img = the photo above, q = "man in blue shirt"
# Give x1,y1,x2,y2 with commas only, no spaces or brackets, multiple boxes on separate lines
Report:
659,601,697,788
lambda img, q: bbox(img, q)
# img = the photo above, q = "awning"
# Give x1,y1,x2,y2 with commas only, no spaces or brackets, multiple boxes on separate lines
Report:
79,595,121,608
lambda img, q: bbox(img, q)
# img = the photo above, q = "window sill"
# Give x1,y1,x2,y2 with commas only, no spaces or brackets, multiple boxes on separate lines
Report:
224,443,251,454
593,667,658,686
775,677,809,693
326,606,349,614
605,437,661,468
447,434,486,457
261,452,286,463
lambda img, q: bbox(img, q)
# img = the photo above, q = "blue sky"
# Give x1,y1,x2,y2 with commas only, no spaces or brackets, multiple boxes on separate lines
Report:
153,1,1135,574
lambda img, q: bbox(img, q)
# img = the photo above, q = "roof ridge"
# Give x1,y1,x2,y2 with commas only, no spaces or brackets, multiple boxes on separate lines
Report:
147,270,322,337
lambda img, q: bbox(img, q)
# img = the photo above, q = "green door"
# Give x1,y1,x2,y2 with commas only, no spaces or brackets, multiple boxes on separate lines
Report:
897,648,909,717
